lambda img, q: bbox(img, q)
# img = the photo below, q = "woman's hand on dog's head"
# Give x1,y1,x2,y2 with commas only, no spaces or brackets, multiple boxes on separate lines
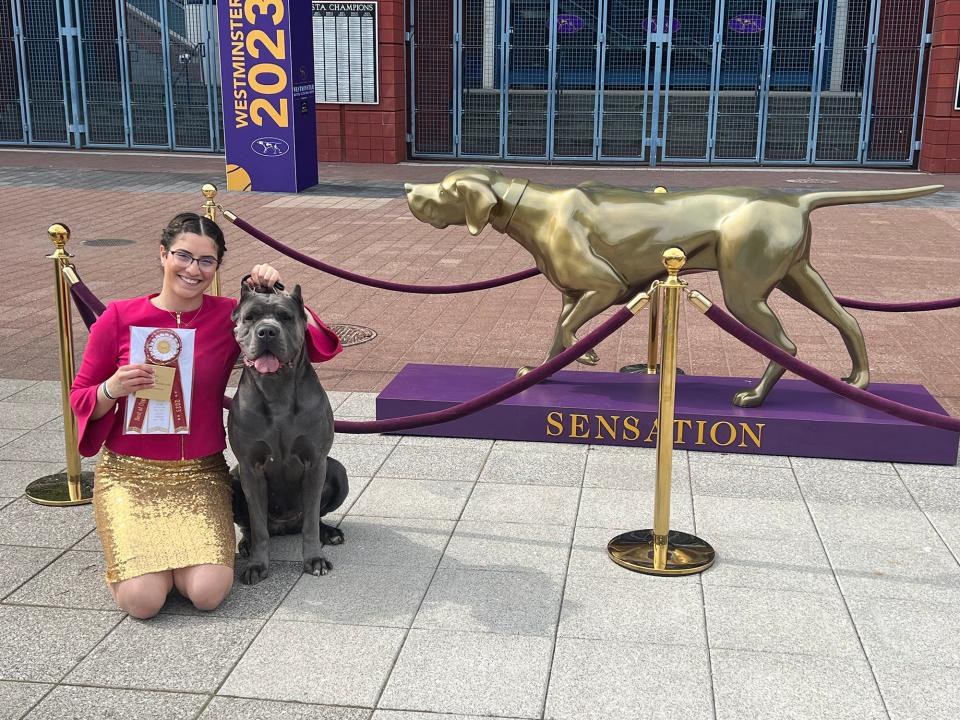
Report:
247,264,281,291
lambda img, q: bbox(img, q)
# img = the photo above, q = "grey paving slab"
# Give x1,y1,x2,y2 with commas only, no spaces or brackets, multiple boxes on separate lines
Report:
379,629,552,718
335,392,378,417
493,440,587,455
348,478,473,521
65,614,263,692
7,550,113,610
690,463,801,500
335,431,400,447
460,483,580,526
0,545,59,599
203,697,372,719
333,443,395,477
583,445,687,490
545,637,714,720
220,620,405,707
927,509,960,561
576,486,694,531
0,460,66,497
275,561,434,627
0,430,74,462
894,460,960,481
397,435,493,450
0,428,27,449
0,681,50,720
808,501,958,581
711,649,886,720
692,496,819,541
4,382,61,405
0,379,36,402
326,390,351,412
413,568,562,636
559,572,705,645
324,517,454,569
336,475,371,515
477,445,585,487
162,561,302,619
688,451,791,470
846,594,960,667
376,444,489,482
567,525,636,579
704,586,864,658
0,498,93,548
790,456,897,478
373,713,498,720
0,606,121,682
440,520,571,575
23,685,207,720
72,528,102,553
0,403,61,431
796,468,915,507
897,472,960,512
870,656,960,720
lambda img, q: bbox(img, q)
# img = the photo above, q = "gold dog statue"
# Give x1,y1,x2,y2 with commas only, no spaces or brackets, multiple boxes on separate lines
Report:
404,168,941,407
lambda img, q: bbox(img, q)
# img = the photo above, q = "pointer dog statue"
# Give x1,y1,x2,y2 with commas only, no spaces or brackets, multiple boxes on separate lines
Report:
405,168,941,407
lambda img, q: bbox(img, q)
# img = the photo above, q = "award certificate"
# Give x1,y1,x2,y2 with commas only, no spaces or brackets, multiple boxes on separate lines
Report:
124,326,196,434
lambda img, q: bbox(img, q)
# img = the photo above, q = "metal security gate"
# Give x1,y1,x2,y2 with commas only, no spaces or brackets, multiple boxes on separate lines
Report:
0,0,221,150
410,0,931,165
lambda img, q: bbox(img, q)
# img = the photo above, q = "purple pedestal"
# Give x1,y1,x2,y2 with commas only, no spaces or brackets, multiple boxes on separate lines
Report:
376,364,959,465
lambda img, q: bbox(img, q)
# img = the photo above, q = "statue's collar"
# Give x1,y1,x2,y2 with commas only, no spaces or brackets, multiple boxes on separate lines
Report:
489,179,529,232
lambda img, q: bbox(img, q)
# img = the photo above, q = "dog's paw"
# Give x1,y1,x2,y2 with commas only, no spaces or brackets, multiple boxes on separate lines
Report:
240,561,269,585
577,350,599,366
733,389,764,408
515,365,534,378
304,555,333,576
319,522,345,545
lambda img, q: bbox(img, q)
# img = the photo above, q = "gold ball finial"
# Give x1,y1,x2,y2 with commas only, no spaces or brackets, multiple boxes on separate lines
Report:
48,223,70,249
653,186,668,194
662,247,686,275
201,183,218,200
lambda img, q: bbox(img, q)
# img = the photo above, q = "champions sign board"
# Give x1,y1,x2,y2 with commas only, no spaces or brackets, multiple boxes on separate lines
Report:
217,0,318,193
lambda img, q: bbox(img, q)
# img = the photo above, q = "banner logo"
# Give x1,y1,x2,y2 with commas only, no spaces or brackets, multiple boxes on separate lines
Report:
251,136,290,156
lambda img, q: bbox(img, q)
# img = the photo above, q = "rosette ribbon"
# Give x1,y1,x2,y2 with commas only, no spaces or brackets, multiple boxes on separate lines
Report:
126,329,188,433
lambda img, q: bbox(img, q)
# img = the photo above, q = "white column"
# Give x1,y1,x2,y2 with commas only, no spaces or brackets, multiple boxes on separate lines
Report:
482,0,497,89
829,0,849,92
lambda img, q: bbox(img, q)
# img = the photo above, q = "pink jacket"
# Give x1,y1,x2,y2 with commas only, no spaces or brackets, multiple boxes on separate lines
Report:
70,294,342,459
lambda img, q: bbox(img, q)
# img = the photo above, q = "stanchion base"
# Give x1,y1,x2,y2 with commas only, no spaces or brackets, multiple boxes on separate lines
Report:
25,472,94,507
607,529,715,576
618,363,686,375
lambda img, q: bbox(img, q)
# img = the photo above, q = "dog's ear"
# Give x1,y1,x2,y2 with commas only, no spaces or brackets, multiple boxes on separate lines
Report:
289,284,303,306
454,178,498,236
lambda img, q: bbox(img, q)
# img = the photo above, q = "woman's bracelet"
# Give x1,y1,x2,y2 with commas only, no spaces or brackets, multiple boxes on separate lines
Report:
101,381,117,401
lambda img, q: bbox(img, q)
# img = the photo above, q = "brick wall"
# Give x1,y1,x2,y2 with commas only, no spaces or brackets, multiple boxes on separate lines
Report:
920,0,960,171
315,1,407,164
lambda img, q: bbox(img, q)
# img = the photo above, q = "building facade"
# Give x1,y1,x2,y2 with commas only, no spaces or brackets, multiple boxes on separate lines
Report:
2,0,958,170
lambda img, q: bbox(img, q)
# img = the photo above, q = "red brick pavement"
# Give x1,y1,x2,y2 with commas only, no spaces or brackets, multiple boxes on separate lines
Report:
3,149,960,418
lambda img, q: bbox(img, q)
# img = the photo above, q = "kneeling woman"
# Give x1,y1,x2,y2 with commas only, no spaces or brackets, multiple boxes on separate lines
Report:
71,213,341,619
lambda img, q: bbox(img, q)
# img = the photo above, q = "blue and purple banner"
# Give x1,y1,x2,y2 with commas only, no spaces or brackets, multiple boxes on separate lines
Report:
217,0,318,193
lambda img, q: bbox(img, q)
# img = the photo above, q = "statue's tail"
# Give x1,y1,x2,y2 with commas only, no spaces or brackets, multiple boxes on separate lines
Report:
800,185,942,212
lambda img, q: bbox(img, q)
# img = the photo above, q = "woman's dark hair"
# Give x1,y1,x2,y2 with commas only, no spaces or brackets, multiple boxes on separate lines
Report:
161,212,226,262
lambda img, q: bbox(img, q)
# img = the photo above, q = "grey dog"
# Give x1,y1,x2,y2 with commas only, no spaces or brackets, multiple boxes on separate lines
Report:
228,282,347,585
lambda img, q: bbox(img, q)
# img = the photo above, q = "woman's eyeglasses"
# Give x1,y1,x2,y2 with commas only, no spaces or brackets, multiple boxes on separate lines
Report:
167,249,220,272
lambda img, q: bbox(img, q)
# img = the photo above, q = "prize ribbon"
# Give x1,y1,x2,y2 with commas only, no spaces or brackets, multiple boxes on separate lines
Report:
126,328,188,433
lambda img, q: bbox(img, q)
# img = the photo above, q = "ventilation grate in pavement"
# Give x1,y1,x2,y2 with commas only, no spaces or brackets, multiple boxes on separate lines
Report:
330,324,377,347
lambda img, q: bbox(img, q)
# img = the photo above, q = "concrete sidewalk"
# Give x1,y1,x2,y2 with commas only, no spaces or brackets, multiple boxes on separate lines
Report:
0,150,959,719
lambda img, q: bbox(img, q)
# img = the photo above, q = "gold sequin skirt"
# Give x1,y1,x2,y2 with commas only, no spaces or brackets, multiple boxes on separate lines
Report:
93,449,235,583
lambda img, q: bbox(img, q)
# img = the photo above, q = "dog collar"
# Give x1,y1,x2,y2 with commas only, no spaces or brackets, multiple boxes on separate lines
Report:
490,179,529,232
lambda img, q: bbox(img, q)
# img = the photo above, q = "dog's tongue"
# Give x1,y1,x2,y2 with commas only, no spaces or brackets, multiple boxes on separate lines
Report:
254,353,280,373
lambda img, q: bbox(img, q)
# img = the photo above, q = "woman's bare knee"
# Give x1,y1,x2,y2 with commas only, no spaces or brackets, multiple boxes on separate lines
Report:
174,564,233,611
112,572,172,619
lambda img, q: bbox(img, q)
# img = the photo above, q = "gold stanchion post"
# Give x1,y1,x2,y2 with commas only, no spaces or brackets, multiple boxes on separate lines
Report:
25,224,94,506
607,248,714,575
202,183,221,296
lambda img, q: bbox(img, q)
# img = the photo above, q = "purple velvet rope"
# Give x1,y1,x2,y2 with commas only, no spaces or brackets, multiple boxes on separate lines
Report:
837,295,960,312
228,213,542,293
703,304,960,433
221,307,637,432
69,280,106,330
